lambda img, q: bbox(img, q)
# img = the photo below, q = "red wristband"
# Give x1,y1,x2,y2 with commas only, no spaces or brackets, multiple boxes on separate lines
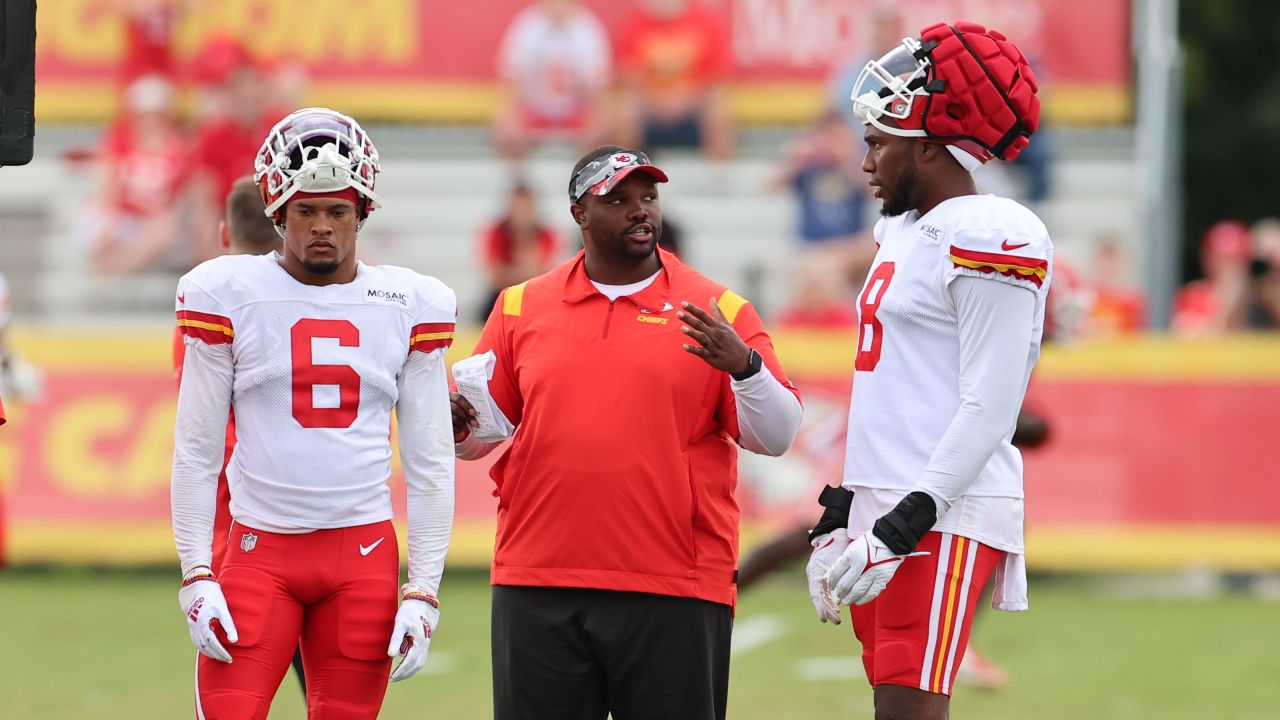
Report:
402,591,439,608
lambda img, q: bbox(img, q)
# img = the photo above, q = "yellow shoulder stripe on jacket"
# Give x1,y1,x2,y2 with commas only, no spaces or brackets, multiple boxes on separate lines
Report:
503,281,527,316
717,289,748,324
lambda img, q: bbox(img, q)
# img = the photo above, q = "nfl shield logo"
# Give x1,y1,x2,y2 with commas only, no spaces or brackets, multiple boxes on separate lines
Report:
240,532,258,552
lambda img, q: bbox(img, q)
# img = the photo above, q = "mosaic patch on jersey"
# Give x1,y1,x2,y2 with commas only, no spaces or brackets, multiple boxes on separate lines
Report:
364,288,411,308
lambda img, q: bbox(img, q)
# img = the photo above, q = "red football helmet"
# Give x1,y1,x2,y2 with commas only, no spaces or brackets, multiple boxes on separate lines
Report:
253,107,382,227
851,21,1040,170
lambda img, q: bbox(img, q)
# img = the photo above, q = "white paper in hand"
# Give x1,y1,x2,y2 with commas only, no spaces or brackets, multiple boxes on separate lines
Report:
451,351,515,441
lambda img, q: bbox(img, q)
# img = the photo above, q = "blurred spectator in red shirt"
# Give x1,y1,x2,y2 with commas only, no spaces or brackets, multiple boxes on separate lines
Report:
193,41,282,202
612,0,735,161
190,37,290,263
492,0,612,162
81,75,191,275
1173,220,1252,336
477,183,560,319
1088,236,1146,336
119,0,181,86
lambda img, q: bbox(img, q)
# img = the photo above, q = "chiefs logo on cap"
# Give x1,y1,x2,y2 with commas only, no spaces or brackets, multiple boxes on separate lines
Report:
611,153,635,165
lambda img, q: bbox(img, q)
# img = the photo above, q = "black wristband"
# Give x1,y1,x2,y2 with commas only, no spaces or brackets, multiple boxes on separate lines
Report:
731,348,763,381
807,485,854,542
872,491,938,555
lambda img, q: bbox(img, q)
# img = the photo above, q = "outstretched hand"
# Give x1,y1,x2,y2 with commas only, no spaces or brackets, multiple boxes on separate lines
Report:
677,298,752,374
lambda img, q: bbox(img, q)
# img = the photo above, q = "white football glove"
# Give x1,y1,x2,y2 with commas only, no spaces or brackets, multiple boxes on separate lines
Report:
178,572,238,663
387,596,440,682
827,530,928,607
806,531,849,624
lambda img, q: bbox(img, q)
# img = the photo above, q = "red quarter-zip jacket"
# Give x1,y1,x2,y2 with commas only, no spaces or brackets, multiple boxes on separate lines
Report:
472,248,798,607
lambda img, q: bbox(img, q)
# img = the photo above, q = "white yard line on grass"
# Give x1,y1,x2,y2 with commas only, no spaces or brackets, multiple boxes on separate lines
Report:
730,614,786,657
795,656,861,681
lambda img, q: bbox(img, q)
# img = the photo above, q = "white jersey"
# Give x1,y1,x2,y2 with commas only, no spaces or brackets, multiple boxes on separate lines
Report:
171,253,457,589
843,194,1051,563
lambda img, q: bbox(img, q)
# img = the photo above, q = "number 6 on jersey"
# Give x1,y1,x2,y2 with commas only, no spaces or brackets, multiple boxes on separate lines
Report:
291,318,361,428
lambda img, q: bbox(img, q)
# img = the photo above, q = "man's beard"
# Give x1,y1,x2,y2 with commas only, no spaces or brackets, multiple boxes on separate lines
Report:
878,160,920,217
616,223,661,260
301,257,341,275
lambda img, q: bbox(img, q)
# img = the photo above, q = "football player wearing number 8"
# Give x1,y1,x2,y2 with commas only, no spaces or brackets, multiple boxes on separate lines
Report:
804,22,1051,719
170,107,456,718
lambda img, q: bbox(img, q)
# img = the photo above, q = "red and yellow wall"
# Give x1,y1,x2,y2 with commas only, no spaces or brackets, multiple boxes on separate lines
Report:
1,327,1276,571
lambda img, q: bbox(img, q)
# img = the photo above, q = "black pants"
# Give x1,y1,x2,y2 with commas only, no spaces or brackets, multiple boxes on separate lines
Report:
492,585,732,720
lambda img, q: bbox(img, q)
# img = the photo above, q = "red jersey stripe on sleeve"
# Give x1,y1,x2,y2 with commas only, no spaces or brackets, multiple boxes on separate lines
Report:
949,246,1047,287
176,310,234,345
410,322,455,354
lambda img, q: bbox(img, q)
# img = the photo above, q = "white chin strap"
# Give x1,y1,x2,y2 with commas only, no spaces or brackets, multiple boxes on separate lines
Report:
946,145,985,172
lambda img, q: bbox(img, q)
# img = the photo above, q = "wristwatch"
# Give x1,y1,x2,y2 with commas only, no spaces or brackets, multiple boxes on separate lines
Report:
731,348,763,381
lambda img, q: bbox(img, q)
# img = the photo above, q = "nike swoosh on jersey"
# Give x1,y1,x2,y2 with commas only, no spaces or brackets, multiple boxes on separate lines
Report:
177,293,185,303
1001,239,1030,251
359,538,385,556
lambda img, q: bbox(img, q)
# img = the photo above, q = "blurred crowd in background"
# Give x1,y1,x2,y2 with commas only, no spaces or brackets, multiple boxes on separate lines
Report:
5,0,1278,392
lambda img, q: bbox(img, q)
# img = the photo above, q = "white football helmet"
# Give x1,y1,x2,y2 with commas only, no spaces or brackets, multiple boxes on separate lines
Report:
253,107,383,225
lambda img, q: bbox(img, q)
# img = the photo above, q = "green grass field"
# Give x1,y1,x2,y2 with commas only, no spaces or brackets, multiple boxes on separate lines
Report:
1,568,1277,719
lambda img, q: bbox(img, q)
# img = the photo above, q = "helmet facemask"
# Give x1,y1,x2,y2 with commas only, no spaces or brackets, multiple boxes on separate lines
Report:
850,37,931,139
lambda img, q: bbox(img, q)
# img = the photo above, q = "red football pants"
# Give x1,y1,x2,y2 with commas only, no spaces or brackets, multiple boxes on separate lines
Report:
209,463,233,574
195,520,399,720
849,531,1003,696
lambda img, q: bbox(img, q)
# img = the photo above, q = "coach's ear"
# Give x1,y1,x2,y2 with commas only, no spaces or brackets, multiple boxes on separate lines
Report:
218,220,231,251
570,199,588,229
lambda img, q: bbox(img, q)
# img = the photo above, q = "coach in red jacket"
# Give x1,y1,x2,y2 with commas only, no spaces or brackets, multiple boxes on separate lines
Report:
452,145,803,720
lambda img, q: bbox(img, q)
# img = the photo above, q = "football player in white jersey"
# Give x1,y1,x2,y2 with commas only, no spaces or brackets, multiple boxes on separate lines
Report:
170,108,456,719
804,22,1049,718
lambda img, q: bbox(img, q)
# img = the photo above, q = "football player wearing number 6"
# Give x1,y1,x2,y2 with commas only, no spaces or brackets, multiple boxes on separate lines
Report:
170,107,456,718
804,23,1051,719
